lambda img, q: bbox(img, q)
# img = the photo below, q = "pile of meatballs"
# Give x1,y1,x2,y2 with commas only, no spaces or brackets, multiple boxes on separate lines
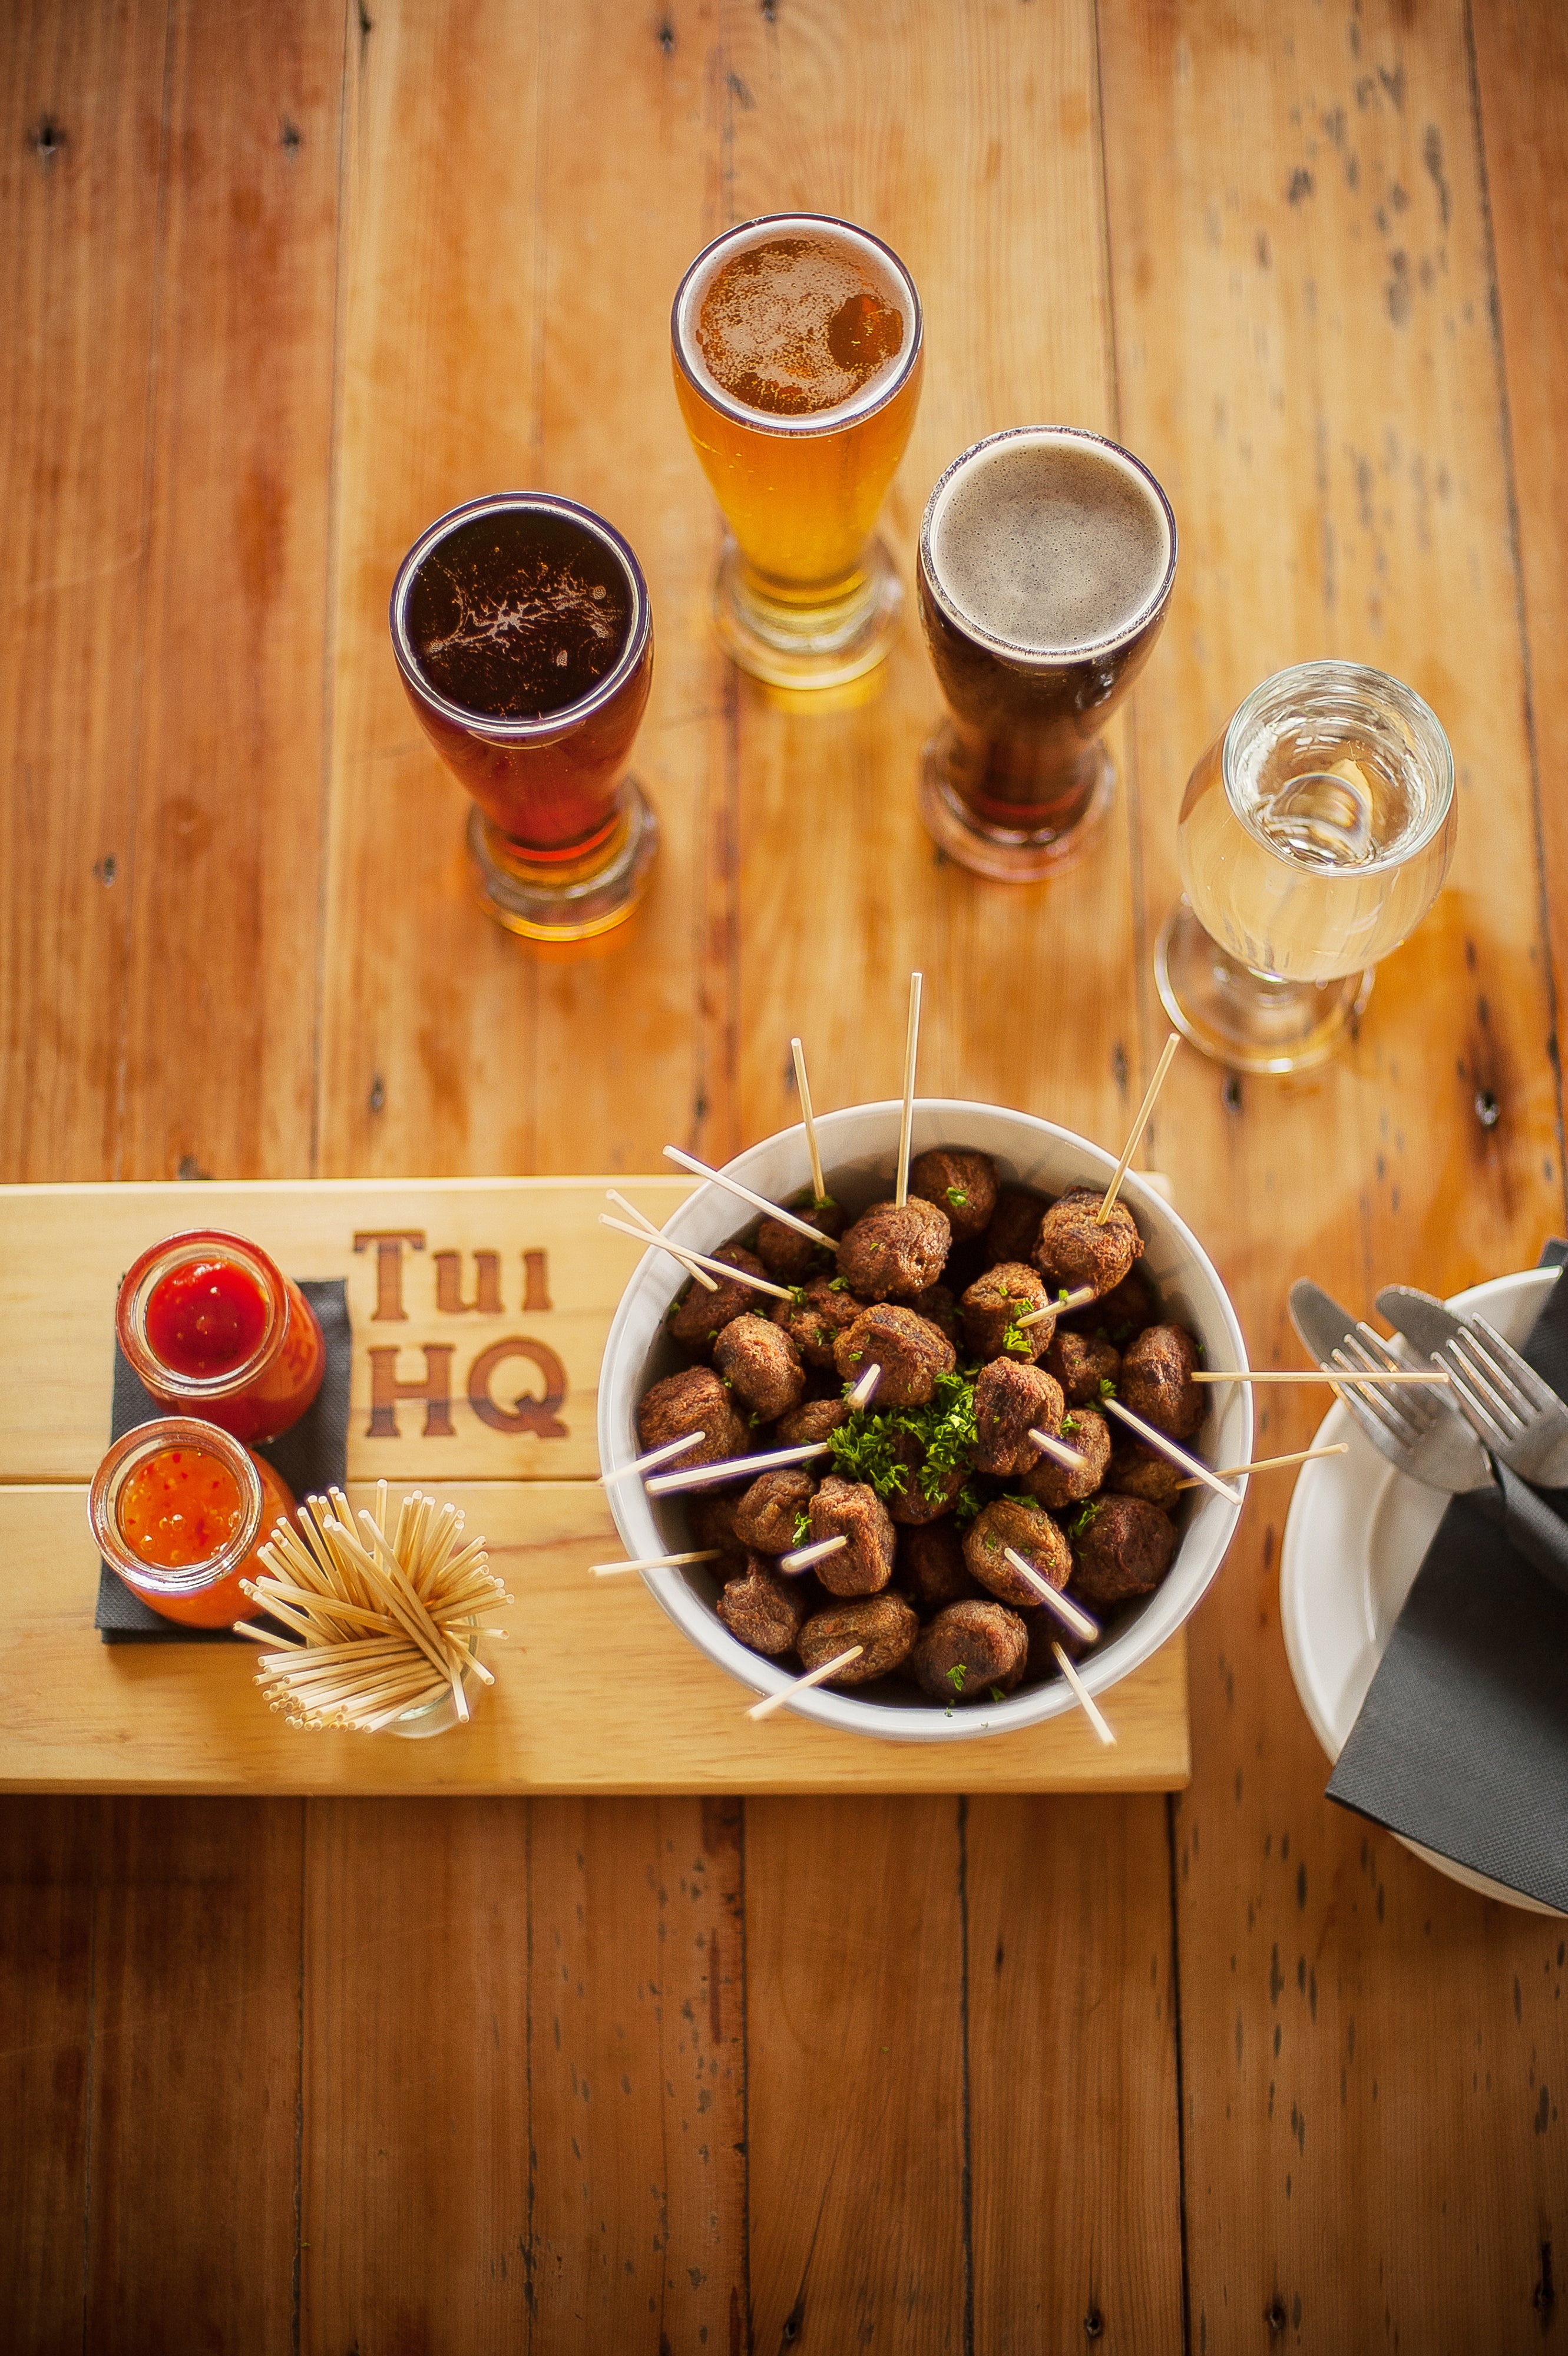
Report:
634,1146,1206,1711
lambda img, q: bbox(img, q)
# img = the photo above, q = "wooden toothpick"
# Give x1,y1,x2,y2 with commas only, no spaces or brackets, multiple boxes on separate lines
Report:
646,1440,832,1498
1103,1397,1244,1504
1027,1426,1090,1475
894,972,923,1209
1191,1368,1450,1385
1174,1442,1349,1489
747,1645,864,1721
600,1430,707,1488
1001,1548,1100,1642
778,1534,847,1574
1053,1643,1116,1745
845,1362,882,1411
1015,1285,1096,1331
661,1144,841,1252
607,1189,718,1290
791,1037,829,1205
598,1216,795,1302
1099,1032,1180,1223
590,1550,722,1579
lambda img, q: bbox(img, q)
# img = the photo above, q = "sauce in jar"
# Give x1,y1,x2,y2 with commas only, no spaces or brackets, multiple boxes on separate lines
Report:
89,1418,296,1629
118,1444,247,1566
117,1229,326,1445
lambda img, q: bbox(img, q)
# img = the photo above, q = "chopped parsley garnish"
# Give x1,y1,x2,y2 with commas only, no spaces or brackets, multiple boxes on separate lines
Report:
1002,1319,1029,1355
1098,1376,1117,1399
824,1365,980,1507
1061,1414,1080,1434
945,1187,969,1207
990,1686,1005,1704
828,1276,850,1292
787,1285,809,1313
947,1662,968,1692
792,1508,811,1546
1069,1500,1102,1537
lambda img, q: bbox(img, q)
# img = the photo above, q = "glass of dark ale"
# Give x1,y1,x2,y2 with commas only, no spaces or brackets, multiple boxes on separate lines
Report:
672,214,924,690
917,426,1177,878
391,493,657,940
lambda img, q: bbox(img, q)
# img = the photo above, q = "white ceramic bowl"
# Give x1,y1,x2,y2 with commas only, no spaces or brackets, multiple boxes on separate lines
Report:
598,1099,1252,1742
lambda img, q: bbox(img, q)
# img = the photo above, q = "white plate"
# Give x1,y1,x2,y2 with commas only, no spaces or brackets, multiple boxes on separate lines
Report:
1280,1263,1566,1915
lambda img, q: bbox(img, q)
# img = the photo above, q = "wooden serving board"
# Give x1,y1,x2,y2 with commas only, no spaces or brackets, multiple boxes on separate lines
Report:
0,1180,1189,1795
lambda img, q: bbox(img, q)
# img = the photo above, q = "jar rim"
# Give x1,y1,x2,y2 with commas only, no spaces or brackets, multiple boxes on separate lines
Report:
1220,659,1455,877
89,1416,264,1595
116,1228,289,1402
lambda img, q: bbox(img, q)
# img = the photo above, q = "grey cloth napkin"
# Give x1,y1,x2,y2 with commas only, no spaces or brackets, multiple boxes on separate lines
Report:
94,1278,351,1643
1326,1246,1568,1910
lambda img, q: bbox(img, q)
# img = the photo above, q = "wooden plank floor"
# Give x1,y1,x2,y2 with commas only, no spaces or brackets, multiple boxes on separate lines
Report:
2,2,1565,2348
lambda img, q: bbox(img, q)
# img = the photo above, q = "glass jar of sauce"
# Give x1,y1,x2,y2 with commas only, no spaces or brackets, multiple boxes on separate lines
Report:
88,1417,296,1629
116,1228,326,1444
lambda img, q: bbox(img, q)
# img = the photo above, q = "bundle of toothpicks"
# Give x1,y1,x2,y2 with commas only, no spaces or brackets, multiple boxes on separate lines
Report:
237,1482,511,1733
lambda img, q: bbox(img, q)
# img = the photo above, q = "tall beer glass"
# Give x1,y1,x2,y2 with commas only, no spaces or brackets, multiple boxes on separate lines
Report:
917,426,1177,878
391,493,657,942
1156,661,1455,1072
672,214,924,689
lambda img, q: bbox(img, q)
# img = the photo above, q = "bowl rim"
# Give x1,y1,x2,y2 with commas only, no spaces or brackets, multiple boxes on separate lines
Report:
597,1096,1251,1742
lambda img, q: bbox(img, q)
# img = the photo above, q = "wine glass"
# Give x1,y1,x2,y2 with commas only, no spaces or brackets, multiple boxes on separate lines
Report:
1155,661,1455,1074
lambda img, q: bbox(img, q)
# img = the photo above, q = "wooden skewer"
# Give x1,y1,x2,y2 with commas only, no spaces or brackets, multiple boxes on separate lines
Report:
590,1550,722,1579
607,1188,718,1290
778,1534,846,1574
1174,1442,1349,1489
600,1430,706,1488
1103,1398,1244,1504
661,1144,841,1253
1027,1425,1090,1475
790,1036,829,1205
894,971,923,1209
598,1215,796,1302
1191,1368,1450,1385
1015,1285,1096,1331
1052,1642,1116,1744
1001,1549,1101,1643
845,1363,882,1411
1098,1031,1180,1223
646,1440,832,1497
600,1205,717,1292
747,1645,864,1721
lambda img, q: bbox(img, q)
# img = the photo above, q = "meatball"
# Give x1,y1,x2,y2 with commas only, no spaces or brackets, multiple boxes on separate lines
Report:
636,1366,749,1471
1033,1192,1143,1301
808,1474,897,1596
716,1557,810,1656
882,1430,966,1526
1120,1324,1203,1440
776,1395,850,1448
1071,1493,1178,1606
667,1246,769,1356
964,1497,1071,1610
713,1312,806,1421
832,1302,955,1408
734,1467,816,1556
798,1593,919,1685
897,1521,978,1615
754,1196,846,1284
972,1359,1066,1478
909,1600,1028,1703
1022,1404,1111,1507
909,1149,998,1245
983,1186,1050,1269
773,1272,865,1368
1065,1266,1156,1341
911,1283,963,1348
686,1492,749,1575
1045,1327,1121,1405
1106,1441,1186,1507
837,1199,951,1301
961,1261,1053,1364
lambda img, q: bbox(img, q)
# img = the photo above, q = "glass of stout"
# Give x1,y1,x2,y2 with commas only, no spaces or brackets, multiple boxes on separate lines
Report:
672,213,924,689
1156,660,1455,1072
391,493,657,941
917,425,1177,878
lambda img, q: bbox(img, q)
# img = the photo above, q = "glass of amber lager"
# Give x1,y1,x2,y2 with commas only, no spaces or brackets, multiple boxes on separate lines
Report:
391,493,657,941
917,426,1177,878
672,214,924,689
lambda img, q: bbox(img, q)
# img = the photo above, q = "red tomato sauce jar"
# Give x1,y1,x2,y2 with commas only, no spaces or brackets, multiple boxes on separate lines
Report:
116,1228,326,1445
88,1417,296,1629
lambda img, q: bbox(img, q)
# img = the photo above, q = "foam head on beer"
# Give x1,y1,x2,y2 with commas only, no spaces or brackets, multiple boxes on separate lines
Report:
924,428,1174,662
680,219,916,425
405,507,634,721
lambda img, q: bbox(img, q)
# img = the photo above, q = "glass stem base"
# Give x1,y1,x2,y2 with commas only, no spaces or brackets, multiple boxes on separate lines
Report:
1155,897,1372,1074
713,535,903,689
917,724,1114,880
467,779,659,942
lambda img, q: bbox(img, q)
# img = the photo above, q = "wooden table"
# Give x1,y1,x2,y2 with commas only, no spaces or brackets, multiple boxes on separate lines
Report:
3,3,1564,2347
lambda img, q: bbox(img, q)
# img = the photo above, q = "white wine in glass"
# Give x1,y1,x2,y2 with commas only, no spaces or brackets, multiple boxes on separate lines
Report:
1155,661,1455,1073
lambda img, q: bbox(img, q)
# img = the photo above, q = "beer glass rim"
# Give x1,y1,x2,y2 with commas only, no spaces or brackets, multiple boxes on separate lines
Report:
919,423,1178,667
1221,658,1455,875
671,211,924,439
389,492,651,741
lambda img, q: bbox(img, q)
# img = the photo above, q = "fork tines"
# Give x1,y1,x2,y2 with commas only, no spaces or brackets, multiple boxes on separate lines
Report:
1326,1325,1444,1445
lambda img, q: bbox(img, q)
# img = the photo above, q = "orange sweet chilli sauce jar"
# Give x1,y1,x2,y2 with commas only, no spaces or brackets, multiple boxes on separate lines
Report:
88,1417,296,1629
116,1228,325,1445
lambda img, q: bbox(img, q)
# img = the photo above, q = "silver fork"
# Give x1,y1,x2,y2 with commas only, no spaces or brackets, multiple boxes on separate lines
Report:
1321,1324,1490,1493
1433,1317,1568,1488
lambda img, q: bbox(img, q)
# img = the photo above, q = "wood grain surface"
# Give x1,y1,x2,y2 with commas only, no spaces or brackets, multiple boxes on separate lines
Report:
2,1,1566,2350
